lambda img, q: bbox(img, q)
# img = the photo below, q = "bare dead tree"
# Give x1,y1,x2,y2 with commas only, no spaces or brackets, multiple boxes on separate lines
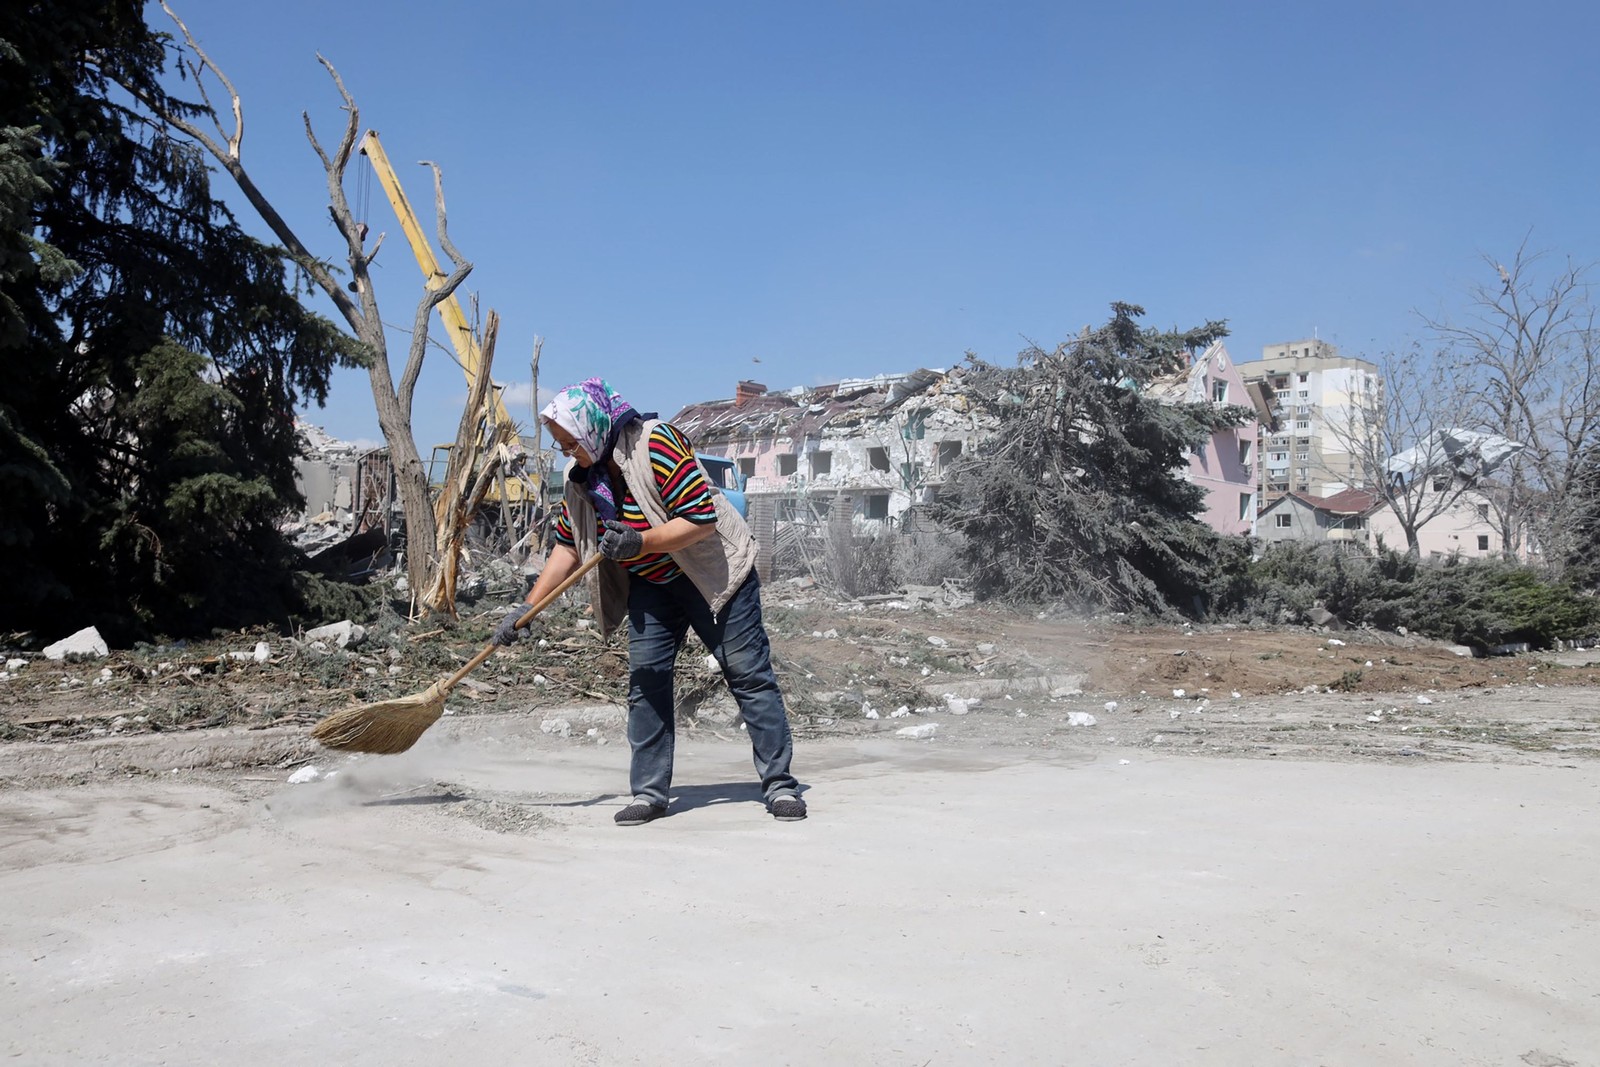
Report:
1421,244,1599,570
1328,349,1485,555
127,3,472,603
424,312,515,614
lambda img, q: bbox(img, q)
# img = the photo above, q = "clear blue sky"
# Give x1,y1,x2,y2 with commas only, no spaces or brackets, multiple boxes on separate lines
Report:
156,0,1600,451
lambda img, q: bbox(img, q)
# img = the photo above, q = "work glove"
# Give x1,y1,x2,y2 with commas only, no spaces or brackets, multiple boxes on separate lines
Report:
493,603,535,647
599,519,645,561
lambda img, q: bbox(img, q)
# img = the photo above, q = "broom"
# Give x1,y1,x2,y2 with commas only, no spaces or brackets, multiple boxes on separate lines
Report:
311,553,605,754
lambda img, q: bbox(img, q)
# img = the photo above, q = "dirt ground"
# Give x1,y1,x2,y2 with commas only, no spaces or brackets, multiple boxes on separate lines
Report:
3,594,1599,1064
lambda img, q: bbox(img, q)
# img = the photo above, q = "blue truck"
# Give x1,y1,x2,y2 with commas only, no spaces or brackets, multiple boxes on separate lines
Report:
696,454,748,518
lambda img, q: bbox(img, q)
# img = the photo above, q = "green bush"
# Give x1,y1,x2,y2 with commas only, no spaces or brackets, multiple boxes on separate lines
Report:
1218,542,1597,651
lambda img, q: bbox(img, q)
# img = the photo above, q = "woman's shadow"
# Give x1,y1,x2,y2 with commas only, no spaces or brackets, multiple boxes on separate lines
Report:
664,781,808,816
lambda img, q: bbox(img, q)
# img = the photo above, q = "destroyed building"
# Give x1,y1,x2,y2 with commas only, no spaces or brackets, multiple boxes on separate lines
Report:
672,370,982,531
674,348,1261,544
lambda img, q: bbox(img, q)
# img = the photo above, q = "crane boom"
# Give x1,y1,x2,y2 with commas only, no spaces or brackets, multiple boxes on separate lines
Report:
358,130,513,431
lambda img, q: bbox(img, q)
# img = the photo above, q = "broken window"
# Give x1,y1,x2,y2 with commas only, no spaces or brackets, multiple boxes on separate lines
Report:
865,493,889,520
778,453,797,476
936,440,963,472
1431,475,1449,492
810,451,832,476
899,461,924,487
738,457,755,478
1476,503,1489,521
868,447,890,472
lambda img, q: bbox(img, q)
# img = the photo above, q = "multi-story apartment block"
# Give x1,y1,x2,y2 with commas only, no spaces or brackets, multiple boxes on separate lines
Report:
1238,339,1380,503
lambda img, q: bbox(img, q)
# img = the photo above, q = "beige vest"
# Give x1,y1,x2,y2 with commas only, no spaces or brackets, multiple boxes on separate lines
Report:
562,419,758,636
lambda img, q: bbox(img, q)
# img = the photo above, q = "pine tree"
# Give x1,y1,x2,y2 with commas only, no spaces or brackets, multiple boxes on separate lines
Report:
0,1,364,643
930,303,1248,614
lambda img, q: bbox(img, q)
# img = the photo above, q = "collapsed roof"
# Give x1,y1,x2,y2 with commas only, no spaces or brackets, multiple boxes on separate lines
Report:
671,368,964,443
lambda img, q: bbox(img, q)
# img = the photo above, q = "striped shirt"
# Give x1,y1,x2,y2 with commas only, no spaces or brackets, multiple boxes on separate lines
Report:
553,423,718,583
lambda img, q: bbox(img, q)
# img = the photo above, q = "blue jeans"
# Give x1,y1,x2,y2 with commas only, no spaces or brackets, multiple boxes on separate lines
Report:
625,570,800,808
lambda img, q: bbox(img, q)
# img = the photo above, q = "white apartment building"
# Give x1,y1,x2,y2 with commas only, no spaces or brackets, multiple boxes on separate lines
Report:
1238,339,1380,502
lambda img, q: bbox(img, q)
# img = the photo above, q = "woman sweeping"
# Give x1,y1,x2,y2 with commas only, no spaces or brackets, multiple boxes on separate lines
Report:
494,378,807,826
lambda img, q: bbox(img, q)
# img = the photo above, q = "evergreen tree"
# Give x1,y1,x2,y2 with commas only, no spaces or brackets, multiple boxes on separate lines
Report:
0,1,364,643
930,303,1249,614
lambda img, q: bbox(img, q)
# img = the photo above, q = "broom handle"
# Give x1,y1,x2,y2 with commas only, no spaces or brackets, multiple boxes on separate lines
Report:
440,552,607,694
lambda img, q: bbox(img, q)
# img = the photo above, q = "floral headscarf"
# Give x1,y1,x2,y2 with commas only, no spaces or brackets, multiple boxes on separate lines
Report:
540,378,655,522
540,378,634,463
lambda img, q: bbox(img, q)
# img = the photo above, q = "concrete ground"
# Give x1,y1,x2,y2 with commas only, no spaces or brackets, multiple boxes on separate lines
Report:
2,724,1597,1066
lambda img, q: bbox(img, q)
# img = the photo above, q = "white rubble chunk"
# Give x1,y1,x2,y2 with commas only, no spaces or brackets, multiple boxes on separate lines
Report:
1172,688,1186,698
926,635,949,647
6,658,25,671
1416,695,1434,705
896,723,938,740
1067,712,1098,727
253,641,271,663
1231,691,1242,699
540,718,572,737
890,706,911,718
942,695,972,715
976,643,996,655
305,620,366,649
1104,701,1118,712
43,626,108,661
287,766,321,784
703,654,721,673
1327,638,1346,647
862,703,879,720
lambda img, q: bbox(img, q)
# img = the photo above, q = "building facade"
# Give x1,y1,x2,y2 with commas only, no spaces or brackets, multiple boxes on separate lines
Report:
1145,341,1261,537
1238,339,1381,504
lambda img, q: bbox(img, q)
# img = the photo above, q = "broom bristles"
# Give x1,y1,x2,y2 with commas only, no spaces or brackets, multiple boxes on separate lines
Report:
311,682,447,754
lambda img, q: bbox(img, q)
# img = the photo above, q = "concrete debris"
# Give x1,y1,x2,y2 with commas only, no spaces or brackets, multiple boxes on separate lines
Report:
43,626,108,661
540,718,572,737
287,766,321,784
1104,701,1118,712
306,620,366,649
6,658,26,672
1416,695,1434,705
1066,712,1097,727
896,723,938,740
943,695,973,715
228,642,272,664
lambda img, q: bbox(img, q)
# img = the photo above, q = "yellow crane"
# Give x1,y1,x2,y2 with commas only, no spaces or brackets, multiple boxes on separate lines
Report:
358,129,532,500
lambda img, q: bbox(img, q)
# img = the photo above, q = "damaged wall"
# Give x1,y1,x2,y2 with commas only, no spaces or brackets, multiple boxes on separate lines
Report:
674,371,986,527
